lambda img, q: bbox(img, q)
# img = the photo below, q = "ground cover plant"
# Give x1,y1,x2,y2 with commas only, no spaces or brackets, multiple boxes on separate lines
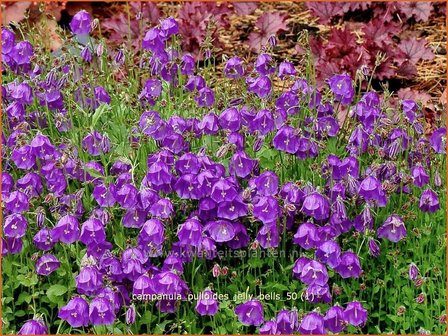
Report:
1,7,447,335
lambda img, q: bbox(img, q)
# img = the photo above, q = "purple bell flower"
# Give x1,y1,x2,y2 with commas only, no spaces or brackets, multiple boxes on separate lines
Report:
419,188,440,213
335,251,362,278
195,87,215,107
89,296,116,325
33,227,55,251
298,311,325,334
2,28,15,55
292,256,311,278
253,196,280,224
301,192,330,221
273,125,300,154
58,296,89,327
177,218,203,247
358,176,387,207
52,215,80,244
344,301,367,327
4,190,29,213
368,238,381,257
235,300,264,326
304,284,332,304
4,214,27,238
316,240,341,268
276,308,299,333
149,198,174,219
293,222,320,250
76,265,103,296
377,214,407,243
199,112,219,135
254,171,279,196
257,223,280,248
429,127,446,154
79,217,106,245
18,318,48,335
11,144,36,170
211,179,238,203
247,76,272,99
255,53,275,75
409,263,420,281
324,305,346,333
126,304,136,325
250,108,274,135
224,56,244,79
259,319,278,334
327,74,354,105
205,220,235,243
16,172,43,198
219,107,241,131
195,289,219,316
2,237,23,255
227,222,250,249
70,10,93,35
411,163,430,187
36,254,60,276
300,260,329,286
229,151,257,178
138,218,165,251
278,60,296,79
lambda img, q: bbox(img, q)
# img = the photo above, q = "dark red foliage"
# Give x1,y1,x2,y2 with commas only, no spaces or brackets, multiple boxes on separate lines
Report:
247,12,288,52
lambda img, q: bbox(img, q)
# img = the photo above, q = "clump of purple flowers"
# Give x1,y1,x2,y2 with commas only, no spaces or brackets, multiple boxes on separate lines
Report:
1,11,445,335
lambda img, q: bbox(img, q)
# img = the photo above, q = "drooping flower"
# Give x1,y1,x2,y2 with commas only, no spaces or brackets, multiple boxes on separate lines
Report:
205,220,235,243
3,214,27,238
58,297,90,327
298,311,325,334
276,308,299,334
253,196,280,224
315,240,341,268
419,188,440,213
259,319,278,334
18,318,48,335
35,254,60,276
293,222,320,250
247,76,272,99
70,10,93,35
235,300,264,326
76,265,103,296
327,74,354,105
89,296,116,325
300,260,329,286
324,305,346,333
177,218,203,247
409,263,420,281
358,176,387,207
80,219,106,245
301,192,331,221
377,214,407,243
254,171,279,196
224,56,244,79
429,127,446,154
52,214,80,244
257,223,280,248
273,125,300,154
368,238,380,257
344,301,368,327
304,284,332,304
195,289,219,316
335,251,362,278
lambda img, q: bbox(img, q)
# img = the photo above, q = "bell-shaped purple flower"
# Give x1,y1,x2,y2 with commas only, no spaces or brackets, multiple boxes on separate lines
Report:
293,222,320,250
253,196,280,224
53,214,80,244
224,56,244,79
247,76,272,99
358,176,387,207
195,87,215,107
292,256,311,278
324,305,346,333
89,296,116,325
278,60,296,79
76,265,103,296
33,227,55,251
328,74,354,105
259,319,278,334
58,296,89,327
276,308,299,334
80,219,106,245
177,218,203,247
377,214,407,243
11,145,36,170
205,220,235,243
195,289,219,316
344,301,367,327
298,311,325,334
254,171,278,196
301,192,330,221
316,240,341,268
229,151,257,178
419,188,440,213
411,164,429,187
4,190,29,213
18,318,48,335
430,127,446,154
250,108,274,135
335,251,362,278
4,214,27,238
36,254,60,276
257,223,280,248
409,263,419,281
300,260,329,286
273,125,300,154
235,300,264,326
304,284,332,304
368,238,380,257
70,10,92,35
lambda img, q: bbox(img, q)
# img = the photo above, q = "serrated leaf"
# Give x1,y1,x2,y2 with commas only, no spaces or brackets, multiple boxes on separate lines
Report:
398,37,434,65
248,12,288,52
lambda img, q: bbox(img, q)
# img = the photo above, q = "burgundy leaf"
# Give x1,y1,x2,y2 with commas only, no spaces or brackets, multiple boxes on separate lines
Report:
305,2,345,23
398,2,433,22
397,61,417,79
233,2,258,16
398,88,433,108
247,12,288,52
398,37,434,65
362,19,400,45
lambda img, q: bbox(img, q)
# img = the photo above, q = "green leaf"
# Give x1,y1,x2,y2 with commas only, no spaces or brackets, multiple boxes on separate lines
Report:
47,284,68,303
91,104,111,129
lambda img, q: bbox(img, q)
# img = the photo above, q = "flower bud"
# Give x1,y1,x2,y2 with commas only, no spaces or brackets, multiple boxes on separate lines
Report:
126,304,136,324
409,263,419,281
